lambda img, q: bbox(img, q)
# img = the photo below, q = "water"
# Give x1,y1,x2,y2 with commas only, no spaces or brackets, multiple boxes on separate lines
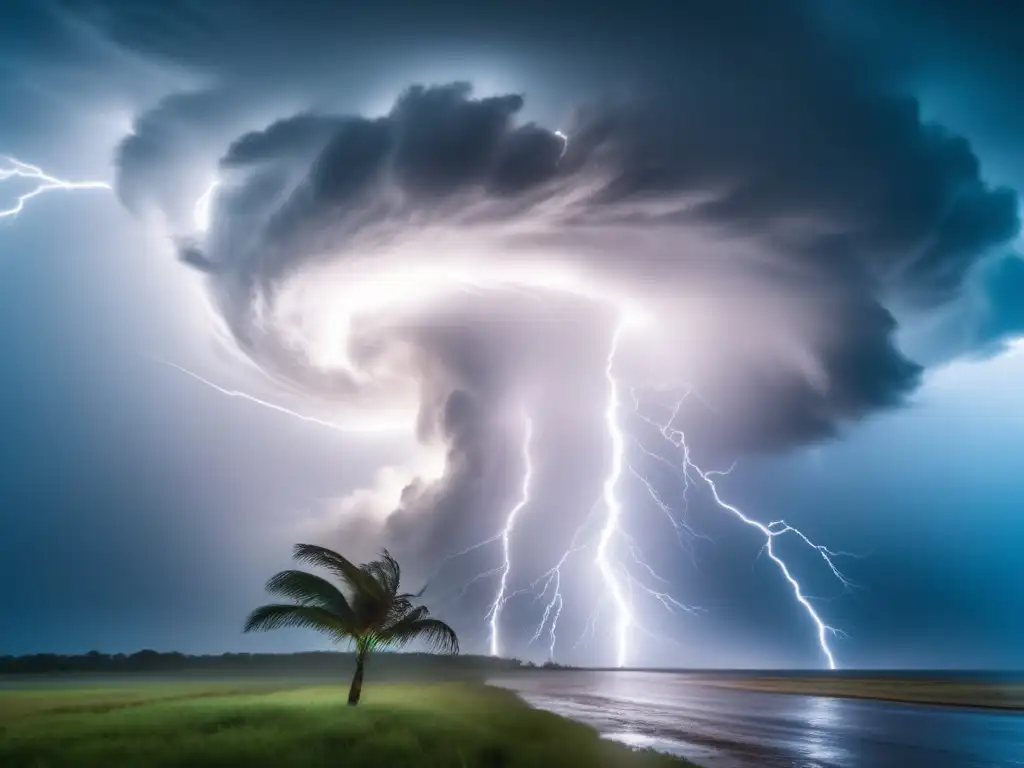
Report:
490,671,1024,767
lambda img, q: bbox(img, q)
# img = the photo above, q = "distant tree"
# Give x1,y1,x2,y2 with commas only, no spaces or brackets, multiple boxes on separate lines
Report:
244,544,459,705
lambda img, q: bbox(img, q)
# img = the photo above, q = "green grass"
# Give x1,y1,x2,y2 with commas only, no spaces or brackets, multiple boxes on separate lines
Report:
0,681,695,767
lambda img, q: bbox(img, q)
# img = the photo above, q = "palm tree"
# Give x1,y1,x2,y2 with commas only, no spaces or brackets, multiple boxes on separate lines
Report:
244,544,459,705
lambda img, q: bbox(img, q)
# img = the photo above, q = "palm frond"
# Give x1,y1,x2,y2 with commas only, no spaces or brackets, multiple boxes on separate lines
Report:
243,603,351,638
361,549,402,596
384,594,415,624
376,604,459,655
375,603,425,640
264,570,355,626
292,544,383,599
378,616,460,655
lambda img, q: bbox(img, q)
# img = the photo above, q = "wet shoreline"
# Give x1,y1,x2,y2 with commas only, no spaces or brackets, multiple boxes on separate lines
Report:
681,676,1024,712
490,670,1024,767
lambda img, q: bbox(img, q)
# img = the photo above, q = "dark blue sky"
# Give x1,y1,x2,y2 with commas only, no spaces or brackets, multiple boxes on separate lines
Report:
1,0,1022,669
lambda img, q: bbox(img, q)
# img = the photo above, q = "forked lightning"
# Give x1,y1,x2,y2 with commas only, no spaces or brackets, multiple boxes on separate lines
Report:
5,162,856,668
488,414,535,657
1,157,109,219
630,398,853,669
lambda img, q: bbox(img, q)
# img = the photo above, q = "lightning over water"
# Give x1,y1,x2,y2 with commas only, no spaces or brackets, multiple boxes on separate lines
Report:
595,319,633,668
8,5,1024,762
524,514,594,660
154,298,848,668
632,398,853,669
4,151,857,669
156,306,839,668
526,554,568,660
1,157,110,219
488,413,534,657
425,309,847,668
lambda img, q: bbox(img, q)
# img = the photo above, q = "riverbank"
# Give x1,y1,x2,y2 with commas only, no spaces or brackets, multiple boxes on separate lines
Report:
0,680,696,767
689,674,1024,710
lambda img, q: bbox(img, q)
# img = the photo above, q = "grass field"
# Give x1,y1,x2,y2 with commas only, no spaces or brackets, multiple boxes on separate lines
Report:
0,681,695,767
689,675,1024,710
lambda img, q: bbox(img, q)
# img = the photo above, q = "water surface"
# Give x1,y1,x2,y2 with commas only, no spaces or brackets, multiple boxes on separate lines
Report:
490,671,1024,767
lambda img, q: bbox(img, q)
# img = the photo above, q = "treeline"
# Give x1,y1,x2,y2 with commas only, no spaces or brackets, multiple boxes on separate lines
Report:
0,650,551,677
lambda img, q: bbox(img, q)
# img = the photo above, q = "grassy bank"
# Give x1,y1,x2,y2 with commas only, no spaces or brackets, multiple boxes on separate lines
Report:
690,675,1024,710
0,681,695,767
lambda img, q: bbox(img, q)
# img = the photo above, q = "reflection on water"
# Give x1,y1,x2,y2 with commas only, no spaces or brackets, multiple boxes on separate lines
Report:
799,696,847,767
606,731,720,765
490,671,1024,768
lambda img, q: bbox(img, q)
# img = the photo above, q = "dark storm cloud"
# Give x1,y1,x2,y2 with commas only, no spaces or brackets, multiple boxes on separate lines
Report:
831,0,1024,362
116,89,249,226
167,81,1014,430
203,85,556,275
978,255,1024,348
106,0,1022,581
3,0,1022,667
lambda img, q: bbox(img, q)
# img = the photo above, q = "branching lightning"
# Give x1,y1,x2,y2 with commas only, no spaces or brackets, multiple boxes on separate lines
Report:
621,536,704,619
157,296,850,669
627,389,711,558
587,319,705,668
526,552,569,660
574,604,603,651
430,314,703,666
2,141,862,670
1,157,110,219
6,167,844,667
522,514,594,660
632,398,854,670
487,414,534,657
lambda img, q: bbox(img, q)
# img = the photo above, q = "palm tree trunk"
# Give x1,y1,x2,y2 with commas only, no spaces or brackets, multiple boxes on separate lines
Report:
347,650,366,706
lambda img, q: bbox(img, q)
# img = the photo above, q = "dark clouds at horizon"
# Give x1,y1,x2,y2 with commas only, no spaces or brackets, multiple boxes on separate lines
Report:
1,0,1023,668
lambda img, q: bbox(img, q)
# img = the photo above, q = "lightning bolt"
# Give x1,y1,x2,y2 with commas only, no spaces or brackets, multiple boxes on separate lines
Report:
581,319,715,668
5,141,859,669
523,513,595,660
160,306,841,669
152,353,560,664
573,603,603,652
154,358,410,434
633,398,853,670
596,319,633,668
628,464,707,560
621,535,704,618
1,157,110,219
527,556,567,660
488,413,534,657
193,179,220,233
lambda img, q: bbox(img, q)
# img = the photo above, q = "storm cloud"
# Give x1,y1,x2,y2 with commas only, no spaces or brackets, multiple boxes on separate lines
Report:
108,0,1021,599
3,0,1024,668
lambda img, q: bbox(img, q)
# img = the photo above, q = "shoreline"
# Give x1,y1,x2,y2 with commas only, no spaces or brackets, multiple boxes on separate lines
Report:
492,672,1024,766
685,677,1024,712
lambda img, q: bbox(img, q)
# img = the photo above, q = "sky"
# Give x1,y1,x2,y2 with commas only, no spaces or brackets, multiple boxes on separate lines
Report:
1,0,1022,670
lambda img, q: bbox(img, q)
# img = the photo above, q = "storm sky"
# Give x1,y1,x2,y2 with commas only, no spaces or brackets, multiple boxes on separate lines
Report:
1,0,1023,669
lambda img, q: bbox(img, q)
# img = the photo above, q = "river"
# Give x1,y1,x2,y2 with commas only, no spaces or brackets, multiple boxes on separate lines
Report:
490,671,1024,767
